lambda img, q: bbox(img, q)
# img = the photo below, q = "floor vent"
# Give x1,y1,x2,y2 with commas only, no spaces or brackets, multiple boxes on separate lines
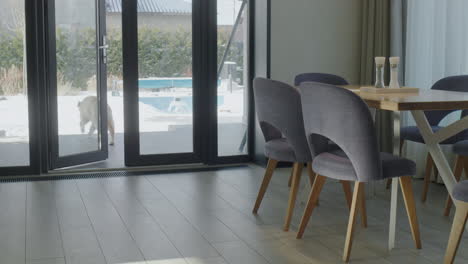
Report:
0,164,248,183
0,171,142,183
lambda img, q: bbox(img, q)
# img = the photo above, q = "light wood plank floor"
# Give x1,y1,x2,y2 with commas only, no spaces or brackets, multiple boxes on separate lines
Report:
1,164,467,264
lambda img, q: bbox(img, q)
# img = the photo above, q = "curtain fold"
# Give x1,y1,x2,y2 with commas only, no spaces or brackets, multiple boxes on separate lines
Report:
390,0,406,84
404,0,468,179
360,0,392,152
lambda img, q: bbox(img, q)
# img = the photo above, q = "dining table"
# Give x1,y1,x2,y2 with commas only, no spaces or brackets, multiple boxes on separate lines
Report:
339,85,468,250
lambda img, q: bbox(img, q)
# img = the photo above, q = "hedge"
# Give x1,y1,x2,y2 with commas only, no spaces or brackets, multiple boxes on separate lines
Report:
0,26,243,94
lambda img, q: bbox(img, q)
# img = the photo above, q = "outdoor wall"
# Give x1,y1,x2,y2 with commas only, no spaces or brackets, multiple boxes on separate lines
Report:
107,14,192,31
55,0,96,27
270,0,362,85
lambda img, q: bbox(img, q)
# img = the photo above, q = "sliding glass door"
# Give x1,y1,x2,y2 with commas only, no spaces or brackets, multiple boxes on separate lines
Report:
122,0,201,166
0,0,31,169
47,0,109,169
217,0,250,157
0,0,253,176
122,0,251,166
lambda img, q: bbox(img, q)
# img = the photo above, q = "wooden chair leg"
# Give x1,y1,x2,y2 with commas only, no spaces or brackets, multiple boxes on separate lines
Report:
341,180,352,209
422,153,434,203
296,174,326,238
359,184,368,228
385,179,392,190
343,181,364,262
288,167,293,187
253,159,278,214
444,156,464,216
386,140,404,190
341,180,367,228
444,201,468,264
284,162,303,231
308,163,320,206
399,176,422,249
306,162,316,186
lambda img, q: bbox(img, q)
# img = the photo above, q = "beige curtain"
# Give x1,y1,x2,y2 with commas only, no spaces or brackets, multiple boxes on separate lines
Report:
360,0,392,152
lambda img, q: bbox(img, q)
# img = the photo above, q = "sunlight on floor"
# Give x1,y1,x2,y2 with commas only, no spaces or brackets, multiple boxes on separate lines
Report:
120,257,221,264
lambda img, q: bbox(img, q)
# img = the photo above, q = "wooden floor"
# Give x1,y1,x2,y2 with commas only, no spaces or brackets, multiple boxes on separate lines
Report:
1,165,467,264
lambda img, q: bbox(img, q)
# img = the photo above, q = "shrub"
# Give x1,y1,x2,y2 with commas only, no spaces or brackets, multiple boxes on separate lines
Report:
56,71,75,95
0,26,242,93
0,66,24,96
0,31,24,70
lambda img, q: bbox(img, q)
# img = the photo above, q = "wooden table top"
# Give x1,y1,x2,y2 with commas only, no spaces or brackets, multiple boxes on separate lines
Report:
339,85,468,111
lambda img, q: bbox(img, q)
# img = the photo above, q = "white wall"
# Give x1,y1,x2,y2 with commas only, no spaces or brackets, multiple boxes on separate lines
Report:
270,0,363,85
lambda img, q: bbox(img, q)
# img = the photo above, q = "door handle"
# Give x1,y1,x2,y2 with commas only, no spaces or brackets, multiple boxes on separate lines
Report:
99,35,108,64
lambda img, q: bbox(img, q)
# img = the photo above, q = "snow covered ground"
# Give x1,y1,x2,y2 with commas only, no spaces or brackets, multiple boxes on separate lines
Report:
0,96,29,142
0,90,245,143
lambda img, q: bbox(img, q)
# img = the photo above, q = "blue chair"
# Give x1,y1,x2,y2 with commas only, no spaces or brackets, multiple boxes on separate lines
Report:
294,72,349,87
397,75,468,202
296,82,421,262
252,77,363,231
444,180,468,264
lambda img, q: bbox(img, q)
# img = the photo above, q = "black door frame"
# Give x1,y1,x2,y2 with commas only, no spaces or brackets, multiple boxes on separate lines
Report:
0,0,44,176
122,0,253,167
209,0,255,165
122,0,208,166
1,0,259,176
45,0,109,169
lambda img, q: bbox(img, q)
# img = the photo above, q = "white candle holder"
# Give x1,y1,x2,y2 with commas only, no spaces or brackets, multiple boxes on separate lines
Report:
389,57,400,89
374,57,386,88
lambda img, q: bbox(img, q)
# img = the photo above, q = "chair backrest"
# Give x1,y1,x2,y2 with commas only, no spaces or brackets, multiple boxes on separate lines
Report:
253,77,312,162
426,75,468,125
299,82,381,182
294,73,349,86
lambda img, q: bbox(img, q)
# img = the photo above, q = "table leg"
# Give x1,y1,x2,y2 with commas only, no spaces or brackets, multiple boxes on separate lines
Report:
367,108,378,197
389,111,401,250
411,110,468,233
411,110,458,196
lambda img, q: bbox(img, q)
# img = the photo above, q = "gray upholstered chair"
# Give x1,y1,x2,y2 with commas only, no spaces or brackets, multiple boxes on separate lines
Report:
294,72,349,86
296,82,421,262
444,181,468,264
394,75,468,202
292,72,349,186
443,140,468,216
252,77,363,231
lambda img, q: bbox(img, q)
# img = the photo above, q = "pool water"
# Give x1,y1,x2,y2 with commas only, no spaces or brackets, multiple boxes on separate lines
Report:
138,78,221,89
138,78,226,113
139,96,225,113
139,78,193,89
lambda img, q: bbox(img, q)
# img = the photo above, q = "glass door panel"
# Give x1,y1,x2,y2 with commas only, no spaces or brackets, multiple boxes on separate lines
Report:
123,0,251,166
137,1,193,155
48,0,108,168
123,0,201,166
0,0,30,167
217,0,249,156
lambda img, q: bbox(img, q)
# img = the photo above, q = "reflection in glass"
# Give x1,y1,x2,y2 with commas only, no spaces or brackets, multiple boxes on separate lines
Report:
55,0,101,156
0,0,30,166
137,0,194,155
217,0,249,156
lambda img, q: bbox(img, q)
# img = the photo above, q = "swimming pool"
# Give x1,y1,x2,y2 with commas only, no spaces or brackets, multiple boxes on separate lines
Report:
138,78,226,113
138,78,221,89
139,78,193,89
139,96,224,113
